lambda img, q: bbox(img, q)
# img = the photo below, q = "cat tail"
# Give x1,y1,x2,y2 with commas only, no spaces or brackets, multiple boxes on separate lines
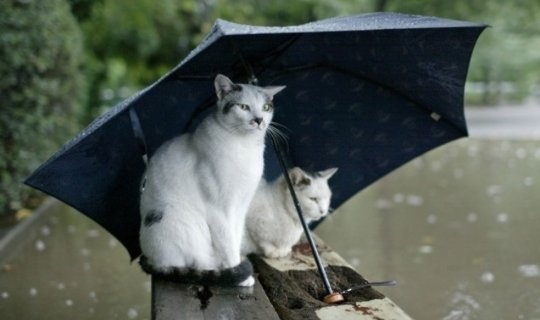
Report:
139,255,253,287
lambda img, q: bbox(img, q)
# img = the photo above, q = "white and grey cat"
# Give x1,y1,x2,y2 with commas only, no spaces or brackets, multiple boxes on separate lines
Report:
139,74,285,286
242,167,338,259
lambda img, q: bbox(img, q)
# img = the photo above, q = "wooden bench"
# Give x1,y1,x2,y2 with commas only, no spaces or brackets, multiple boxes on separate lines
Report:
152,238,413,320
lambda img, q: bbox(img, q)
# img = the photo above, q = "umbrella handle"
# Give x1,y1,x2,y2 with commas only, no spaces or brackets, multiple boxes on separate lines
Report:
270,136,341,303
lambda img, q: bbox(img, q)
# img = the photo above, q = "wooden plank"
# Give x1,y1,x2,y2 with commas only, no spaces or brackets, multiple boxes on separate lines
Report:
250,238,414,320
152,276,280,320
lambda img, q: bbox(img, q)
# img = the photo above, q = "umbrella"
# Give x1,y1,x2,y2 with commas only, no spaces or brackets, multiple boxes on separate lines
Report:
25,13,486,262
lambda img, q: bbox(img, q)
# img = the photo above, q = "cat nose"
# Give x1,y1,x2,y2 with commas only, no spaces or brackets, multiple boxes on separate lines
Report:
253,117,263,125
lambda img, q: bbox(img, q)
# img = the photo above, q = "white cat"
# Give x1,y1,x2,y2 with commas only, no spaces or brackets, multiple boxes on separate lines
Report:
139,74,285,286
242,167,338,259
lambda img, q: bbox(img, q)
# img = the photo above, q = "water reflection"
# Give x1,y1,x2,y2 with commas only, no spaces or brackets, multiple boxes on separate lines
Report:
0,205,150,320
317,139,540,319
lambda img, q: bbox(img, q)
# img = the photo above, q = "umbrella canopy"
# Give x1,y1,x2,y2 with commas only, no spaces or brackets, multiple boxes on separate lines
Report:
25,13,486,259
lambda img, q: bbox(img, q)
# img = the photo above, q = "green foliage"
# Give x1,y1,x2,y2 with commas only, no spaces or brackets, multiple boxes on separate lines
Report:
0,0,85,215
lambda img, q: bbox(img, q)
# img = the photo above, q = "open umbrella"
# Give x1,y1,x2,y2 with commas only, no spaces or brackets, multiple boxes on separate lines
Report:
25,13,486,264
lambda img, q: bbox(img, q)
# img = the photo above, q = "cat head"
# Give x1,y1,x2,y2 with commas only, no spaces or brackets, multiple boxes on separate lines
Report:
288,167,338,222
214,74,285,134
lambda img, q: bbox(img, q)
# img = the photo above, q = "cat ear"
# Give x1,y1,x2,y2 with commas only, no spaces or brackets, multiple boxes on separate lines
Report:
214,74,241,100
318,168,338,180
262,86,286,100
289,167,311,187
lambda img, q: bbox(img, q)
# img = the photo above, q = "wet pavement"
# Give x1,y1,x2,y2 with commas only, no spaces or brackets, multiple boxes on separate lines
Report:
317,138,540,319
465,105,540,138
0,205,150,320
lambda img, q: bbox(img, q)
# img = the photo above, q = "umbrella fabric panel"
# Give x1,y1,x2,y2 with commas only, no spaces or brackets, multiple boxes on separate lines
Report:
257,28,484,132
27,113,144,259
132,80,211,157
268,68,463,208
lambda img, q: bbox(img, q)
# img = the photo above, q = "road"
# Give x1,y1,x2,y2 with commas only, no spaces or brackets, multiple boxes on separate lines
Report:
465,104,540,138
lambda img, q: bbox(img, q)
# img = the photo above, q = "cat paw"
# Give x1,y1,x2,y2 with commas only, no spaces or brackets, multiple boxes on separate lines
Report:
264,248,291,259
238,275,255,287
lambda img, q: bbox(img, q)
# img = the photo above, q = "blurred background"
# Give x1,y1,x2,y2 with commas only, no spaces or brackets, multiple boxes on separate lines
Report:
1,0,539,319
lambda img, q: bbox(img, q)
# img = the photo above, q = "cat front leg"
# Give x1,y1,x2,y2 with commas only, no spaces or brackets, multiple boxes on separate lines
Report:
208,215,242,268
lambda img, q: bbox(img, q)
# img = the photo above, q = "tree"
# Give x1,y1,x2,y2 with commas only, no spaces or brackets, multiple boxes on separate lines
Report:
0,0,85,215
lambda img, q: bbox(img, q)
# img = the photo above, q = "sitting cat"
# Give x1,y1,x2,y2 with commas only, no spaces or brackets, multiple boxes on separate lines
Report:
139,74,285,286
242,167,338,259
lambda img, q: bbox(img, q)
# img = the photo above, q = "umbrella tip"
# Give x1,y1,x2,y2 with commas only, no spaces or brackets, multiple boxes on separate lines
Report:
323,292,345,304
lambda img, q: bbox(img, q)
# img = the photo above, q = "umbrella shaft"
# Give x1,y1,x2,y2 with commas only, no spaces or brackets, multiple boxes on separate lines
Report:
271,137,334,295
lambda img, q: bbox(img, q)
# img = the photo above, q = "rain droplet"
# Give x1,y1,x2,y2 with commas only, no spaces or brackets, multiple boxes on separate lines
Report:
35,240,46,252
40,226,51,236
57,283,66,290
393,193,405,203
1,292,9,299
29,288,38,296
375,199,392,209
497,213,509,223
87,229,100,238
419,245,433,254
426,214,437,224
108,238,119,248
65,299,73,307
524,177,534,187
127,308,138,319
80,248,91,256
467,213,478,223
67,225,76,234
518,264,540,278
89,291,97,300
480,272,495,283
515,148,527,159
406,195,424,206
486,185,503,197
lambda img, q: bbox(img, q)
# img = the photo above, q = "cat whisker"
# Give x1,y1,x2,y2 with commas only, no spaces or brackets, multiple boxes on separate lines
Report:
267,125,289,150
270,121,291,133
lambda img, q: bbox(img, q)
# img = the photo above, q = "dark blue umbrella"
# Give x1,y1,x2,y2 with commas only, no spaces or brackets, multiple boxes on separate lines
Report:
25,13,486,261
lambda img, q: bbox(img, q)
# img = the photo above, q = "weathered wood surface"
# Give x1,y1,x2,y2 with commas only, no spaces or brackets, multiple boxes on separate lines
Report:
152,277,280,320
151,236,413,320
250,239,414,320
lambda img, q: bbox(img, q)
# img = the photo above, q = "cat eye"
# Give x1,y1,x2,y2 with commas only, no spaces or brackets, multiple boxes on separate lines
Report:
237,104,250,111
262,103,273,112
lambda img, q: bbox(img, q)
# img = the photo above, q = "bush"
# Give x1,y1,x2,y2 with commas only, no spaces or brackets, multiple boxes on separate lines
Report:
0,0,85,215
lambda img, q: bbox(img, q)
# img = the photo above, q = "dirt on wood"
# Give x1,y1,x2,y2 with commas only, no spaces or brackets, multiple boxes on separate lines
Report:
250,255,385,320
